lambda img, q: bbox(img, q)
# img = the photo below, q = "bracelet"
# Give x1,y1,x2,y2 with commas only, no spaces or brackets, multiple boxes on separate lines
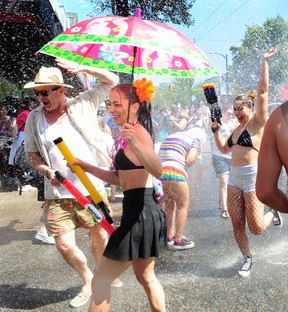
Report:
45,168,51,179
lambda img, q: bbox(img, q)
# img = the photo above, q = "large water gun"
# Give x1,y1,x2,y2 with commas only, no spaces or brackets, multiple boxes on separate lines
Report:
202,83,222,132
53,137,113,225
55,171,115,235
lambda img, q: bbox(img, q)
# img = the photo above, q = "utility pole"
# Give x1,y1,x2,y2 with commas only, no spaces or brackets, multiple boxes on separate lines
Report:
209,52,229,99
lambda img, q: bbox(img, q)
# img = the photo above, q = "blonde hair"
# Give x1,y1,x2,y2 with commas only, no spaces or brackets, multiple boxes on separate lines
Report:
234,90,256,107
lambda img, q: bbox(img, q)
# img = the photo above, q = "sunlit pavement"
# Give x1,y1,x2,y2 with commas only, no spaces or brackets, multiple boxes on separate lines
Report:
1,140,288,311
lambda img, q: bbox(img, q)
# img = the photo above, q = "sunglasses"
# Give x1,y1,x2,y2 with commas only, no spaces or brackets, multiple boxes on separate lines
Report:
34,86,61,97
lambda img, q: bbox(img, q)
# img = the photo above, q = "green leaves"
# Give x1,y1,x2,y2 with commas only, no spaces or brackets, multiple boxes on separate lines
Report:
88,0,196,27
229,15,288,98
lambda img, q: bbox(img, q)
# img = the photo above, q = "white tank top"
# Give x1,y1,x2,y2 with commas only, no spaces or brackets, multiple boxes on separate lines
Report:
43,115,104,198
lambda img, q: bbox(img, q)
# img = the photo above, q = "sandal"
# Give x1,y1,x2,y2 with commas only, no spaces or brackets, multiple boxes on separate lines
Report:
221,210,230,218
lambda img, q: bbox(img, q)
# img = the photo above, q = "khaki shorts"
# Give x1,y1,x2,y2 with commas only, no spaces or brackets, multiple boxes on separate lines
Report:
44,190,111,237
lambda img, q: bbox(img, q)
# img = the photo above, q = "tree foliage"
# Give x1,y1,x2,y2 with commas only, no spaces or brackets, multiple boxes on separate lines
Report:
88,0,196,26
0,76,19,101
228,15,288,100
153,78,212,108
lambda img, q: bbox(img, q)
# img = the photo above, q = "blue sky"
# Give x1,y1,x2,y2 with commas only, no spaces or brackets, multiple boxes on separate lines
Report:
60,0,287,75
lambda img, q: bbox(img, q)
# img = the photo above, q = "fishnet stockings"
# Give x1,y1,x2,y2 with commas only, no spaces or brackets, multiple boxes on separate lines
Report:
227,185,274,256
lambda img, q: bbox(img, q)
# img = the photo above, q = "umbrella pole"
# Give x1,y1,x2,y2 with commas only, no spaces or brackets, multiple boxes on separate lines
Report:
127,46,137,123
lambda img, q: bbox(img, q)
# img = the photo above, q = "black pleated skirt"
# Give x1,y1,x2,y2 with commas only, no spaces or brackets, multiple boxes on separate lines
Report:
103,188,167,261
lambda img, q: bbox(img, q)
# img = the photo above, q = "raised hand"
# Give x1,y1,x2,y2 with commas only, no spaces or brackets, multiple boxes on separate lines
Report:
264,46,277,61
55,58,83,73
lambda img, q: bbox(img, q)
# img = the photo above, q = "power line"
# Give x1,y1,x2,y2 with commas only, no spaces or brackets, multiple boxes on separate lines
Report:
191,0,229,34
197,38,233,43
195,0,250,42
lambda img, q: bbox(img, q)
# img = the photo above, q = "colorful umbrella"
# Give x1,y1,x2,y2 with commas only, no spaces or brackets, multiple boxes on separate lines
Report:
39,10,220,79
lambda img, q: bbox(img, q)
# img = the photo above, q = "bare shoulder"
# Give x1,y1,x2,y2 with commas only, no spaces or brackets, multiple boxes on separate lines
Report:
269,102,288,168
267,102,288,126
135,123,148,136
279,101,288,125
135,124,153,145
277,101,288,137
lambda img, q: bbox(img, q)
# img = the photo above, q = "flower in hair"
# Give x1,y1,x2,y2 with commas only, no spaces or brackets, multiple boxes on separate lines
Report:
133,78,156,103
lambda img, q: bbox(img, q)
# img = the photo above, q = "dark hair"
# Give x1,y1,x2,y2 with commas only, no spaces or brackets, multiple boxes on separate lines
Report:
112,84,154,141
21,98,31,110
234,90,256,107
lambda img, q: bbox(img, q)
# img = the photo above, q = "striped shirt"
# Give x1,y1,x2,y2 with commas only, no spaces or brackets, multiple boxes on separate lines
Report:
158,131,201,168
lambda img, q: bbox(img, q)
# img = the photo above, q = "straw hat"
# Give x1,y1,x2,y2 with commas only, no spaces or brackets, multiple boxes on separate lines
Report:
24,66,74,89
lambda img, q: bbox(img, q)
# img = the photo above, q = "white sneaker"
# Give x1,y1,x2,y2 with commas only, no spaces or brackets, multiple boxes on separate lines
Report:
238,256,253,277
21,184,37,192
270,209,283,227
167,236,175,246
35,227,55,245
111,278,123,288
171,238,195,250
69,286,92,308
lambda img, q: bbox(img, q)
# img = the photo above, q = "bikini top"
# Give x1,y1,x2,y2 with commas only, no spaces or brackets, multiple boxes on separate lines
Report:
114,148,145,171
227,126,259,152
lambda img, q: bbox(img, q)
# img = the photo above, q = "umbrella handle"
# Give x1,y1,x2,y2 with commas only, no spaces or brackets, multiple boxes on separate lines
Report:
127,46,138,123
136,8,141,18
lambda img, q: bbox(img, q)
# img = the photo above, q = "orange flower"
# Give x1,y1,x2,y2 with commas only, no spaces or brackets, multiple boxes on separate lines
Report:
133,78,156,103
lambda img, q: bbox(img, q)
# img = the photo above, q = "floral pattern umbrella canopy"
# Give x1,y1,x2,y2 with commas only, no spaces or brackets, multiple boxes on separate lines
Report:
39,15,220,79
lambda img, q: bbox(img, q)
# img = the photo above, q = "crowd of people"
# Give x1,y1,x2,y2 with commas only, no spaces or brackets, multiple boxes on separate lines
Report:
152,100,210,143
0,45,286,311
0,97,40,192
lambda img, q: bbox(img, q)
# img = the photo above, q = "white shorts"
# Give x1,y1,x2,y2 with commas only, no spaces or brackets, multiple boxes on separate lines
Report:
228,165,257,193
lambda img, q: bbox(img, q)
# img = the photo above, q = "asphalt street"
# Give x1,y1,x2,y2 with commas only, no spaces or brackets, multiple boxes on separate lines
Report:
1,141,288,312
